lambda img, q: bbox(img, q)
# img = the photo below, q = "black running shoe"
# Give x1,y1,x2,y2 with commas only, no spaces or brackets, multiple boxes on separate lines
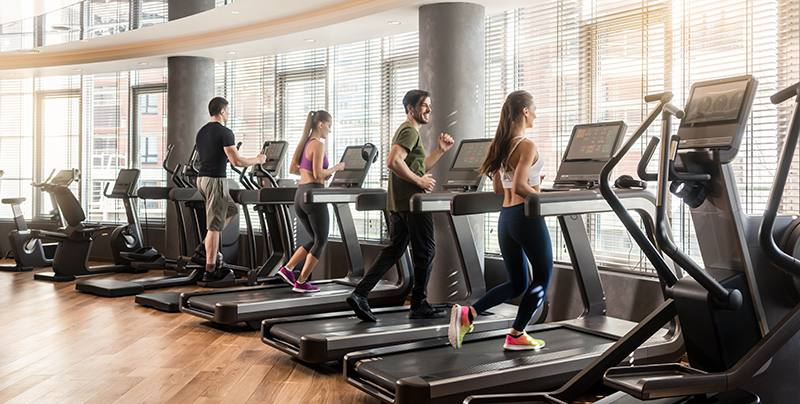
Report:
409,301,447,319
346,293,377,322
201,268,234,283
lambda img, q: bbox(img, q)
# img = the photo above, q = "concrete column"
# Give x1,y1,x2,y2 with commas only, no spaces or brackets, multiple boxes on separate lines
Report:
418,3,485,303
165,0,215,256
168,0,214,21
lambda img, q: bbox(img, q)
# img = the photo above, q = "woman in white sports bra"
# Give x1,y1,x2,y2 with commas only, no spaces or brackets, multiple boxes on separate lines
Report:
449,90,553,351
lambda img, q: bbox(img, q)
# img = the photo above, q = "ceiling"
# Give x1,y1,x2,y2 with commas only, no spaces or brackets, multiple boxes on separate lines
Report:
0,0,532,78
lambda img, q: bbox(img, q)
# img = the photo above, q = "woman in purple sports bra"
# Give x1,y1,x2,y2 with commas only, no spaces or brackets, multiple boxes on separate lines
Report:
277,110,345,292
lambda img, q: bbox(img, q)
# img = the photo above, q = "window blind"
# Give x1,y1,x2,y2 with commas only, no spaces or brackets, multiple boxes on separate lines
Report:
0,78,35,219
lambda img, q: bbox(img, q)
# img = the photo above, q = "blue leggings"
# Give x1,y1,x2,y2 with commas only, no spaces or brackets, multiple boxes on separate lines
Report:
473,203,553,331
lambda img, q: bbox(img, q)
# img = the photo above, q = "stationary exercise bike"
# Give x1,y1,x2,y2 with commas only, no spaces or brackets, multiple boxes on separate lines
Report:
0,169,76,272
33,168,149,282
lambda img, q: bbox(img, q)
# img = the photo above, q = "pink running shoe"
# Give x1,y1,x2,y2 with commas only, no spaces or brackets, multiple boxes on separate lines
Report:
503,332,545,351
449,304,473,349
292,281,320,293
277,267,295,286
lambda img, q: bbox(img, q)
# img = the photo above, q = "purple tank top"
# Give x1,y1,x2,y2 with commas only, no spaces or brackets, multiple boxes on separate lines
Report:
298,138,329,172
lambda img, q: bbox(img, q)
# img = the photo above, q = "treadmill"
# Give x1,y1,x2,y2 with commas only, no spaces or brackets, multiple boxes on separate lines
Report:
72,142,289,298
260,139,527,363
344,121,683,404
179,144,414,329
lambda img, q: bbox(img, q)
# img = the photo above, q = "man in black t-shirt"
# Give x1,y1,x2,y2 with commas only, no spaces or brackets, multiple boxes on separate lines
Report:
195,97,266,282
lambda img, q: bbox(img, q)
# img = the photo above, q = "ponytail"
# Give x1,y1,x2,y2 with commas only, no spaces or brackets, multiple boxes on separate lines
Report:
478,90,534,177
290,110,332,175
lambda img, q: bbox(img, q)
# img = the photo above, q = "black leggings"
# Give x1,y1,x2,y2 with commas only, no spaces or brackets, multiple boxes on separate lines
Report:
294,183,329,258
473,203,553,331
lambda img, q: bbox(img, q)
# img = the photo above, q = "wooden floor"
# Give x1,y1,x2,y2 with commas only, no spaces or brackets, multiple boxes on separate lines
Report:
0,260,381,404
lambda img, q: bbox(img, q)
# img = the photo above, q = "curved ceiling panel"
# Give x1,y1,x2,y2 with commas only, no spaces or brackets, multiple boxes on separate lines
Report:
0,0,530,78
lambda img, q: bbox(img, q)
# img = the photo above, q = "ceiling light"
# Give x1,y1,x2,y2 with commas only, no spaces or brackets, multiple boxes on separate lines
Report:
7,73,17,76
230,10,240,14
388,21,402,25
138,62,149,65
74,68,83,72
227,51,237,55
50,25,73,32
81,39,89,42
304,39,316,43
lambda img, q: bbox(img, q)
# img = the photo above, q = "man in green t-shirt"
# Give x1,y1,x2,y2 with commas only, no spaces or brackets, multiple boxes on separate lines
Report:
348,90,454,321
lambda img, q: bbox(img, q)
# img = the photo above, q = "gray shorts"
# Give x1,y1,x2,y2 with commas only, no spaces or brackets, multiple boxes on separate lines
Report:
197,177,239,232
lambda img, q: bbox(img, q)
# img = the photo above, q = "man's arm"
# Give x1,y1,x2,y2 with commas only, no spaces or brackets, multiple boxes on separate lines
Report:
224,145,266,167
387,144,435,191
425,133,454,171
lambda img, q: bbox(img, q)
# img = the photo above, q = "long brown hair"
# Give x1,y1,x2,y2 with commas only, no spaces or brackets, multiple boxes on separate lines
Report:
478,90,535,177
290,110,332,174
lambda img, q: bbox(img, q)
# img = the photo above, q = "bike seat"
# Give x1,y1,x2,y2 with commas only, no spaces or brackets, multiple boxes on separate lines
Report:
2,198,26,205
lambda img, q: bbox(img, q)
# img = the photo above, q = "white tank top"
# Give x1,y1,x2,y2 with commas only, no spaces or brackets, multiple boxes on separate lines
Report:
499,136,544,188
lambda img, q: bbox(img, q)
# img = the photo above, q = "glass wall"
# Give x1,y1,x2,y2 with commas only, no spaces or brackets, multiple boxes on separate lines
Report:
0,0,798,275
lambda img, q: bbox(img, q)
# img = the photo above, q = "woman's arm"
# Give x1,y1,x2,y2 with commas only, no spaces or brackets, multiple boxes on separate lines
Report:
308,141,344,180
512,140,538,198
492,171,503,194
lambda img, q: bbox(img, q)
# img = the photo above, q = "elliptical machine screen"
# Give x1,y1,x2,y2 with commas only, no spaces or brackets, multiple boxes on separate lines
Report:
260,141,288,173
683,80,749,125
676,75,757,161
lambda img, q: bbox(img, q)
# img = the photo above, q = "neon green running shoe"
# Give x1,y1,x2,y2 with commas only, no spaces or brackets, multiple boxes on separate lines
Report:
449,304,473,349
503,331,545,351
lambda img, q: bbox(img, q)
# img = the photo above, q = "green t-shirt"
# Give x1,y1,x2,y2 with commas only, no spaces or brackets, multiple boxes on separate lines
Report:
388,121,426,212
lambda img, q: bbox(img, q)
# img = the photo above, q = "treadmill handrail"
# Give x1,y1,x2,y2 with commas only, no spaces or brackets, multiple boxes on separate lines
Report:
409,191,458,213
760,82,800,278
169,188,202,202
599,92,679,287
235,187,297,204
354,191,388,211
450,192,503,215
304,187,383,204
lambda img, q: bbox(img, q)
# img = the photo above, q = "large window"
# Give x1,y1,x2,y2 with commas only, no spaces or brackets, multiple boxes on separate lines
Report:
483,0,800,275
0,1,797,276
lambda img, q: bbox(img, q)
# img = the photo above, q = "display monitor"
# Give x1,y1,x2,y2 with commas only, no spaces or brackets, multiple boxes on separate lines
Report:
675,75,758,162
339,146,368,171
450,139,491,170
260,141,287,172
682,78,751,126
563,121,626,162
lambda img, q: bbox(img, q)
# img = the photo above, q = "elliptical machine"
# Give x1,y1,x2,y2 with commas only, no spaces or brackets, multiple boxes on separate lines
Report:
0,169,76,272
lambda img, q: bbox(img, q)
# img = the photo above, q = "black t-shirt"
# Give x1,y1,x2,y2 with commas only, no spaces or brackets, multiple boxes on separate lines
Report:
196,122,236,177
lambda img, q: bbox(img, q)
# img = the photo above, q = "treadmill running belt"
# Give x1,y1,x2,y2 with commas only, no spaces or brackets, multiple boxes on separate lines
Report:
270,309,450,345
185,282,354,312
354,327,615,393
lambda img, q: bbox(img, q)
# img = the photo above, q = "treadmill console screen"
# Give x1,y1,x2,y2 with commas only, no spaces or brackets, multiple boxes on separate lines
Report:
683,79,750,126
564,122,626,162
451,140,491,170
339,147,367,171
261,142,287,171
